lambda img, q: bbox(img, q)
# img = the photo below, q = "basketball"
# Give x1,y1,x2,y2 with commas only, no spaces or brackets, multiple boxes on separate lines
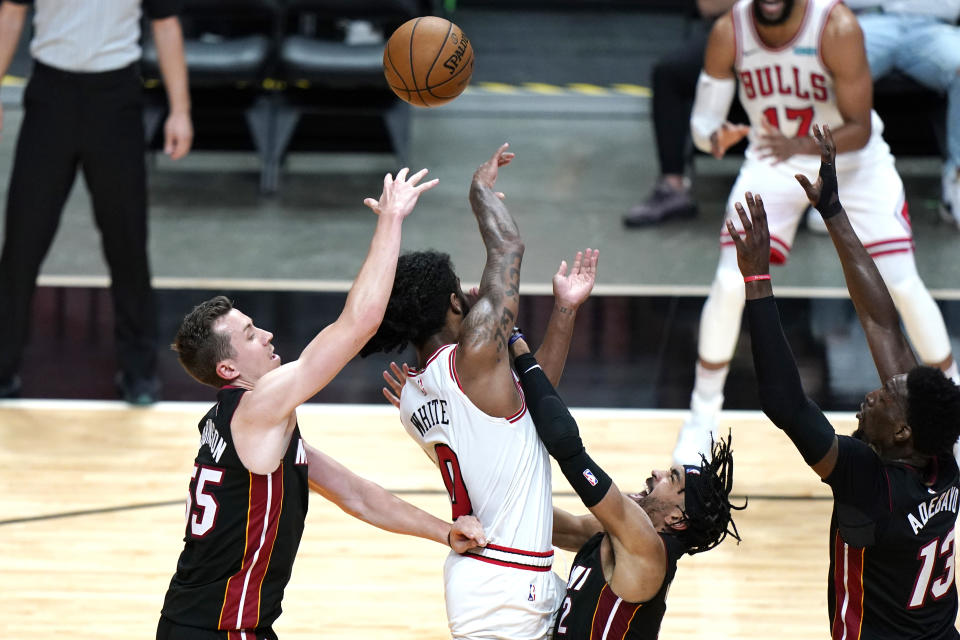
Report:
383,16,474,108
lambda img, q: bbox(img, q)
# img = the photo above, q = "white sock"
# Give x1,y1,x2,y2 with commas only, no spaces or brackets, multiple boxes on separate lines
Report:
690,361,728,423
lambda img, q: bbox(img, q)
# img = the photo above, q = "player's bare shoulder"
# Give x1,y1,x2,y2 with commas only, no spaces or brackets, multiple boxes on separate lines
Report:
822,2,863,44
705,11,737,76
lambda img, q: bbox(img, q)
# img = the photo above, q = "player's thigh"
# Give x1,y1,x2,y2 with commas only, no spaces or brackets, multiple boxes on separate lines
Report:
724,160,808,263
838,160,912,249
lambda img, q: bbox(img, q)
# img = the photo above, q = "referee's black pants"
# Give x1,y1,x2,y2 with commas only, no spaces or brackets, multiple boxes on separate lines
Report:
0,61,157,384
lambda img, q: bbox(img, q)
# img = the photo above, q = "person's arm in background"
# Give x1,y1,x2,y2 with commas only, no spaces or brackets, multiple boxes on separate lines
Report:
690,13,750,157
151,14,192,160
532,248,598,386
0,1,28,140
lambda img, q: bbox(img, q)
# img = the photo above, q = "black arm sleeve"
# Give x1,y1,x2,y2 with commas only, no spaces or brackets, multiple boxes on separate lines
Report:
144,0,182,20
745,295,835,466
514,353,612,507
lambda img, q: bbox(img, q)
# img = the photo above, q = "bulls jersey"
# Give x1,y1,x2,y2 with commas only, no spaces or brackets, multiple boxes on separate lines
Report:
554,533,685,640
400,344,562,638
161,387,310,633
826,435,959,639
731,0,891,172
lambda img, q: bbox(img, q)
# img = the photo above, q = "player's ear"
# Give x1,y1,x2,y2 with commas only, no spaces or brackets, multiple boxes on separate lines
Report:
216,359,240,382
449,292,464,315
894,422,912,444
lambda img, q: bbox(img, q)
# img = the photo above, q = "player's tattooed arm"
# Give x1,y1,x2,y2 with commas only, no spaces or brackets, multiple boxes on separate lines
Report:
454,145,527,417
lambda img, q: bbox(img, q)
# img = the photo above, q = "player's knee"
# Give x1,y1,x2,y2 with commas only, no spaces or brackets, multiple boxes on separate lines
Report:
713,262,748,301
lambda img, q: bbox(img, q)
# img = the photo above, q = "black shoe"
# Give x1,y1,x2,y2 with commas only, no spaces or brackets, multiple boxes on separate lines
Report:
0,375,21,399
623,180,698,228
116,372,160,406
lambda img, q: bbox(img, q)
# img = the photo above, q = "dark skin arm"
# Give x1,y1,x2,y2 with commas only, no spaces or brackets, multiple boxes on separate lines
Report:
795,125,918,383
755,4,873,162
456,144,526,418
534,248,599,386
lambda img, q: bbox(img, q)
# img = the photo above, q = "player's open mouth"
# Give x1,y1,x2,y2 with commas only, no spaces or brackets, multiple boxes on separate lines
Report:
758,0,784,17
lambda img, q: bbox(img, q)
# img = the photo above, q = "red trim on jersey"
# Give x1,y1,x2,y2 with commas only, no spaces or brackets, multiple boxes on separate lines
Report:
506,382,527,423
723,230,791,263
750,0,813,53
407,344,454,375
589,584,642,639
831,532,865,640
485,542,555,558
449,345,463,390
464,552,553,572
863,237,913,250
220,385,242,390
816,0,842,69
883,469,893,512
218,471,284,630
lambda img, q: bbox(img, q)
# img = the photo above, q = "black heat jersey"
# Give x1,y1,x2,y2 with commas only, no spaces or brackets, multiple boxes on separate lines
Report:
826,435,960,640
161,387,310,632
554,532,685,639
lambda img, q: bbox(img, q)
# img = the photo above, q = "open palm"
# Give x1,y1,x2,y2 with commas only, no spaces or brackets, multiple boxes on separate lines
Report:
553,248,599,309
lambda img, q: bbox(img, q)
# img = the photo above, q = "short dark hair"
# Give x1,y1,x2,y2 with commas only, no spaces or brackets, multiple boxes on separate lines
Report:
361,250,459,357
672,433,746,555
907,366,960,456
171,295,235,388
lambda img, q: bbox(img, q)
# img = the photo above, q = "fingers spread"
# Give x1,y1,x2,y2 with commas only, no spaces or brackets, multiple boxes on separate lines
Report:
408,168,429,185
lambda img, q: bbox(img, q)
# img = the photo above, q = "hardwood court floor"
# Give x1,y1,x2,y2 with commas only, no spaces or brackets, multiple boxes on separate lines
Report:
0,401,874,638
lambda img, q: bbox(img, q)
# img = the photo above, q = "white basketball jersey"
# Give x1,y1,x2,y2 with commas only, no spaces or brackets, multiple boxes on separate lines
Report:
399,344,554,560
731,0,890,172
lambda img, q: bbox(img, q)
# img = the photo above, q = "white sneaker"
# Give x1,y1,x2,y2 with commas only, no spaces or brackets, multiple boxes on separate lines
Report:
672,415,718,467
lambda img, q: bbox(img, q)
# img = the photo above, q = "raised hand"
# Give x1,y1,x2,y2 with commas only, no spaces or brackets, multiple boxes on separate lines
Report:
472,143,515,193
553,248,599,312
710,122,750,159
449,515,488,553
725,192,771,278
364,168,439,219
794,124,841,218
381,361,410,409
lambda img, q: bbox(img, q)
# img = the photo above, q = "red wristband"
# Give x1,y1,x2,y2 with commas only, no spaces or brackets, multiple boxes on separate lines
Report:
744,274,771,283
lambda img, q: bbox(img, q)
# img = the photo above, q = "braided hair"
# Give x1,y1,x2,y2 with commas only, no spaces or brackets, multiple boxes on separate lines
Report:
361,250,460,357
673,432,746,555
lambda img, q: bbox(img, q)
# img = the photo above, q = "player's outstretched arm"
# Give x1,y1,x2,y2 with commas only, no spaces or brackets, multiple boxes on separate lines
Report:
233,170,437,473
455,144,526,417
534,248,599,386
795,125,917,382
727,193,839,478
552,507,603,552
511,340,667,602
303,440,487,552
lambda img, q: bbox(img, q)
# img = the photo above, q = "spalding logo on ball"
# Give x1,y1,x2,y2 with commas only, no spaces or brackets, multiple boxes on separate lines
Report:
383,16,474,108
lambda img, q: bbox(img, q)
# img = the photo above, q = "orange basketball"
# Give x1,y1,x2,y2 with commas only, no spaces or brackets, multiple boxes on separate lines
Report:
383,16,474,108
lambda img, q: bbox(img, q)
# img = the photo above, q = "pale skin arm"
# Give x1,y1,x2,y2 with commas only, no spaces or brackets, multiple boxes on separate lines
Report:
534,249,599,387
552,506,603,552
701,14,751,157
754,5,872,161
151,15,192,160
456,143,526,418
304,440,487,552
232,169,438,474
0,1,27,140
